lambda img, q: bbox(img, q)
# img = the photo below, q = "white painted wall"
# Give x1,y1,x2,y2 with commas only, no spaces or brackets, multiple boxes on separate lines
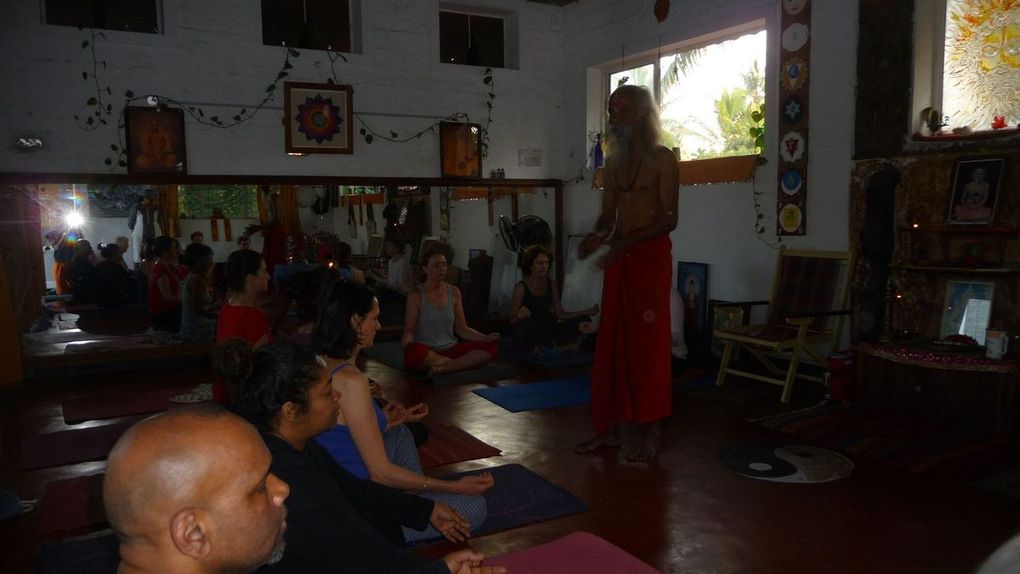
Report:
559,0,858,304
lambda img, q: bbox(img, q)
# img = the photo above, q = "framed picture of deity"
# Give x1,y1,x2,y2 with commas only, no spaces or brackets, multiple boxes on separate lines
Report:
284,82,354,155
946,157,1004,226
439,122,482,178
677,261,709,353
125,106,187,174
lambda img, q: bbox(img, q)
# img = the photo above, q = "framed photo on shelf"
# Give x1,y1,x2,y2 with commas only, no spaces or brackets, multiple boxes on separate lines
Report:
946,157,1004,226
940,279,995,344
710,304,745,357
439,122,482,178
284,82,354,154
677,261,709,352
125,106,187,174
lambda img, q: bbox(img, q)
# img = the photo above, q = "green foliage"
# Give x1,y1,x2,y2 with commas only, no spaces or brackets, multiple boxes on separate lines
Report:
178,186,259,219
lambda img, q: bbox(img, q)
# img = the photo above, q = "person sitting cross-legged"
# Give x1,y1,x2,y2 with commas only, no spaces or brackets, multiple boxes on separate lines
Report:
402,246,499,376
222,339,504,574
103,404,290,574
313,281,492,542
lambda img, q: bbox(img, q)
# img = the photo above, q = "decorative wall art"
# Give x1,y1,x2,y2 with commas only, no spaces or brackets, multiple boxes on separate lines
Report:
777,0,811,236
125,106,187,174
946,157,1004,226
677,261,709,353
439,122,483,178
284,82,353,154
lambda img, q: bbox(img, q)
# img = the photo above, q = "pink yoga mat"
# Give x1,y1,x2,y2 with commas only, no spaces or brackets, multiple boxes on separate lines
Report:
486,531,659,573
418,421,501,469
62,385,200,424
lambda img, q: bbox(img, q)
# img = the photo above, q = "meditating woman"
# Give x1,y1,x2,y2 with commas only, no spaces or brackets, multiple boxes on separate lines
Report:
213,249,271,404
178,243,218,343
223,339,488,573
402,246,500,375
510,245,598,354
92,243,135,308
313,281,492,542
147,235,188,332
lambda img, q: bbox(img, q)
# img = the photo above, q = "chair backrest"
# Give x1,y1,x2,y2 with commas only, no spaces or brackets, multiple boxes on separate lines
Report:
767,247,853,340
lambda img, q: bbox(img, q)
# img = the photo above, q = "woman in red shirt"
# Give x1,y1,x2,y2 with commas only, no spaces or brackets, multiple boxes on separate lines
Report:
213,249,271,403
147,236,188,332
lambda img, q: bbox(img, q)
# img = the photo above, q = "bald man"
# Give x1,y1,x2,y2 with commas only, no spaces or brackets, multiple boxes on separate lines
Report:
104,404,290,574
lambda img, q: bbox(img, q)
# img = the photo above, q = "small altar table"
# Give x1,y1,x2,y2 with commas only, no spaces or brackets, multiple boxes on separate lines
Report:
856,341,1020,436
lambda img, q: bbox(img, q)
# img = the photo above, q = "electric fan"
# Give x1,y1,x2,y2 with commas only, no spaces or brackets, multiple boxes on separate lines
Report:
498,214,552,255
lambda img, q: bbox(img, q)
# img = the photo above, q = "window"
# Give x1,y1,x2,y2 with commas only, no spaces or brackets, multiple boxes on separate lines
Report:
261,0,351,52
178,186,259,219
609,27,766,160
439,10,505,68
914,0,1019,134
45,0,161,34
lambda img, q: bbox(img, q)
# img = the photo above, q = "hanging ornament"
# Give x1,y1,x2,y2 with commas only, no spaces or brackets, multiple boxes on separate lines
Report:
587,133,604,170
654,0,670,23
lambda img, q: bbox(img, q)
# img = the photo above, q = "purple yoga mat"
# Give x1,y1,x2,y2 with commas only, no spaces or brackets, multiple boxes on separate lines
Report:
20,417,146,471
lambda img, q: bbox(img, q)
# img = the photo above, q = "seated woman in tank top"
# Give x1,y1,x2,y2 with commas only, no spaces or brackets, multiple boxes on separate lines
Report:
402,246,500,376
510,245,598,354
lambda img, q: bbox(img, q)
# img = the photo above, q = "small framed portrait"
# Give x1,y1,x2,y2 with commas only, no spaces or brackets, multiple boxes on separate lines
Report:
677,261,709,347
940,279,995,344
125,106,187,174
439,122,482,178
947,157,1004,226
710,304,745,357
284,82,354,154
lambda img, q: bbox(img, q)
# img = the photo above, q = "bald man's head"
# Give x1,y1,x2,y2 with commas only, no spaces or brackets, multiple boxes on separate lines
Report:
104,404,289,574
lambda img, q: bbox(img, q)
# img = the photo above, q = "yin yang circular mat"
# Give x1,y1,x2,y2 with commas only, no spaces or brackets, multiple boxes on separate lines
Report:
719,442,854,483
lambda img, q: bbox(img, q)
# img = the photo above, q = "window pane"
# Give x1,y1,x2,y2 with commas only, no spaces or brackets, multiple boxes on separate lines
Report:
942,0,1020,130
262,0,351,52
440,11,470,64
46,0,160,34
468,15,504,68
659,30,766,160
178,186,259,220
609,64,655,97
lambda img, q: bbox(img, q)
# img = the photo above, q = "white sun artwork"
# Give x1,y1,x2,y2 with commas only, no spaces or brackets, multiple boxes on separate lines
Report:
942,0,1020,130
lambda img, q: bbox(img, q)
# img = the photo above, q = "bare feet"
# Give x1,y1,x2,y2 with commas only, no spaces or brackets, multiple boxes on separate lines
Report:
575,428,620,454
620,421,662,462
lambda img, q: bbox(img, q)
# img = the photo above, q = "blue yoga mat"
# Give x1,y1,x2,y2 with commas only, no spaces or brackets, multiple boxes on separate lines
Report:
474,375,715,413
408,463,588,546
473,376,592,412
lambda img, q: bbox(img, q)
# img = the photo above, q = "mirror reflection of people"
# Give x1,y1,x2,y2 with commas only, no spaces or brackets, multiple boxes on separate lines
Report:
237,235,252,251
190,230,205,245
953,167,993,222
370,235,414,323
135,118,178,170
103,405,290,574
402,246,500,376
510,245,598,354
575,84,679,462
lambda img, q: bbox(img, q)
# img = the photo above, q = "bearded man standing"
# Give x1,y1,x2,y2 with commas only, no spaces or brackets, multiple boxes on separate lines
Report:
576,84,679,462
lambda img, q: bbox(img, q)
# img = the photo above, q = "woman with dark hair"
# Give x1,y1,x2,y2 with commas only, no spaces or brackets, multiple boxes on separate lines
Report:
313,281,492,542
179,243,218,342
92,242,135,308
211,249,271,404
147,235,188,331
510,245,598,353
222,339,492,574
402,247,499,375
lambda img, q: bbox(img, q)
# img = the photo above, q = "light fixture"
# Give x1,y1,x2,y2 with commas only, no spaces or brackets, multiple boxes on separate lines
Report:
12,136,44,152
287,152,307,157
65,211,85,228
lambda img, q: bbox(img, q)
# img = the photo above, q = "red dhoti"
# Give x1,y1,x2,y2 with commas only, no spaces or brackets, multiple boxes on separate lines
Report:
591,235,672,433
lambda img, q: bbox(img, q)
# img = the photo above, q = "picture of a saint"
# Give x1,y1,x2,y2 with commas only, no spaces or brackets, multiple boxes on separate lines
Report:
947,159,1003,225
953,167,992,222
125,107,187,174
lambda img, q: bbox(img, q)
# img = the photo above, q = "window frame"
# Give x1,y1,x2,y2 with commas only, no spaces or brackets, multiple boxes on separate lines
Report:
42,0,165,35
596,20,767,184
437,3,515,70
912,0,949,135
259,0,355,53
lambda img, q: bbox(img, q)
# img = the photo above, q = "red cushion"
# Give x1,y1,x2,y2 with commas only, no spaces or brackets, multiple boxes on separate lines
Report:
485,531,659,573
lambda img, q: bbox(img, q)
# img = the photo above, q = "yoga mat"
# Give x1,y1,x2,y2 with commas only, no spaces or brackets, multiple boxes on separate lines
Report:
36,529,119,574
363,341,516,386
474,375,715,413
418,421,501,469
36,473,107,536
20,417,145,471
520,349,594,368
487,531,659,574
62,384,198,424
410,463,588,546
474,376,591,413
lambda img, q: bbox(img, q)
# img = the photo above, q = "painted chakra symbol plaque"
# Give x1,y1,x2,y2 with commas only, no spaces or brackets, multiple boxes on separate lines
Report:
284,82,354,154
776,0,811,236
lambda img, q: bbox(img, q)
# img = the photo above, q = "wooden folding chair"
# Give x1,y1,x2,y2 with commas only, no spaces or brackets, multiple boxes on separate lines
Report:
714,247,853,403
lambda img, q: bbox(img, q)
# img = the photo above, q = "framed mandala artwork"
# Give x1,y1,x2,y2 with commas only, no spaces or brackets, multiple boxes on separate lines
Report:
284,82,353,154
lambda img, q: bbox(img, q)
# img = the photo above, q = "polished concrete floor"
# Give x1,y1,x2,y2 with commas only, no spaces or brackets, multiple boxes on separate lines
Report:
2,355,1019,573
